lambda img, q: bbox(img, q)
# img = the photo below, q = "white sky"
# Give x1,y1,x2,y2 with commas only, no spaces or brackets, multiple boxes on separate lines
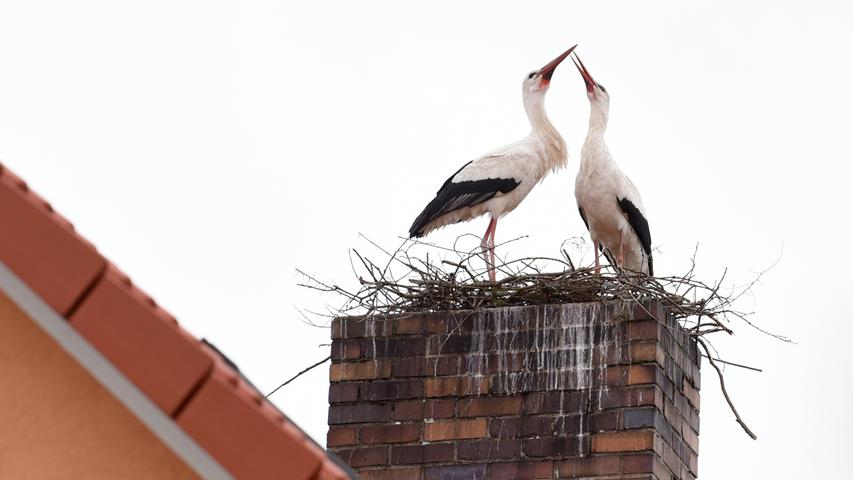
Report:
1,1,852,477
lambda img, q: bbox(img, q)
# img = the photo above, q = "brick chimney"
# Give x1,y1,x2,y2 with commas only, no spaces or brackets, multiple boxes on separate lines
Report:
327,301,700,480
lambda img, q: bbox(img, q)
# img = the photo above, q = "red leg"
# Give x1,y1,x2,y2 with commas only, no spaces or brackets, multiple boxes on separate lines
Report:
618,231,625,266
593,239,601,275
488,219,498,282
481,218,497,281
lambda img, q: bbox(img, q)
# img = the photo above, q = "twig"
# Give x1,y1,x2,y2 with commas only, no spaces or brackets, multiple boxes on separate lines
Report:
698,338,758,440
701,354,763,372
266,355,331,398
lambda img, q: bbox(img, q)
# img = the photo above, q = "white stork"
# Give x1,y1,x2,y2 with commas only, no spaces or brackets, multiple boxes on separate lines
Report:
408,45,577,282
572,52,653,275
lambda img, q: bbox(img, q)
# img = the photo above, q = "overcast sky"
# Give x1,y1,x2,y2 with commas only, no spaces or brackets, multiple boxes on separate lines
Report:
2,1,852,477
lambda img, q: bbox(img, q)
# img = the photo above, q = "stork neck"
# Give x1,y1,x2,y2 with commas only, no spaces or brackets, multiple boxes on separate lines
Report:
586,101,609,139
524,91,560,141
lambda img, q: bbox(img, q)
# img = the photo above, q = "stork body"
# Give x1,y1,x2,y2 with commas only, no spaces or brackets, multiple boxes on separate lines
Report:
572,54,653,275
409,46,576,281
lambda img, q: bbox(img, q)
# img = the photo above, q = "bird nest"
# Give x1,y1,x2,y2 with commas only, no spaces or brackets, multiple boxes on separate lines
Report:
298,235,776,340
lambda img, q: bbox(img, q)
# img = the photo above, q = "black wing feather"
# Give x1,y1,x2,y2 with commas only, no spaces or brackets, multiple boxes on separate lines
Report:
617,197,654,275
577,206,590,230
409,167,520,237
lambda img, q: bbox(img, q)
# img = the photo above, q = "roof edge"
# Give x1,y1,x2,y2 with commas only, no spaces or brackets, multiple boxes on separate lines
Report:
0,260,234,480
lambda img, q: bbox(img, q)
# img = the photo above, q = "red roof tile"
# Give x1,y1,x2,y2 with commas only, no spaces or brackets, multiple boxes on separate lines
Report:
0,163,105,315
69,264,214,415
177,361,326,480
0,162,349,480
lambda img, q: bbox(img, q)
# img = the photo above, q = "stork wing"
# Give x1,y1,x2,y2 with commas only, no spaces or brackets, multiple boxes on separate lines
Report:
616,193,653,275
408,150,526,238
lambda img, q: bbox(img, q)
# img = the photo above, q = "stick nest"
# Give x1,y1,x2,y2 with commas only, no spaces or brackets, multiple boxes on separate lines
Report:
298,235,780,340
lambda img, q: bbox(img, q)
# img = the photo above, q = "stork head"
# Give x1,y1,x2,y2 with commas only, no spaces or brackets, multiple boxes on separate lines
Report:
572,52,609,105
523,44,577,94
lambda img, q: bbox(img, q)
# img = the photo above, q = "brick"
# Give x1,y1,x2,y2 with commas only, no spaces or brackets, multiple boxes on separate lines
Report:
556,455,621,476
69,267,213,415
0,167,106,315
457,439,522,461
589,410,619,432
600,386,663,410
360,379,423,401
632,301,665,321
490,461,553,480
630,341,664,365
391,443,454,464
425,376,490,397
424,464,486,480
331,340,362,361
622,453,672,479
395,314,426,335
328,403,390,424
663,399,680,428
365,337,426,358
489,417,522,438
682,379,700,410
623,407,657,429
555,415,584,436
393,399,455,421
661,442,682,476
529,415,564,437
688,450,699,475
424,316,449,334
393,356,458,377
627,364,657,385
524,391,585,414
329,383,359,403
428,334,477,355
424,419,488,441
329,360,391,382
334,446,388,468
622,453,653,473
682,423,699,454
604,365,628,387
481,352,528,374
359,423,421,444
524,436,581,457
629,320,660,340
327,427,357,447
331,317,389,339
591,430,654,453
675,390,692,416
457,396,523,417
359,467,422,480
489,415,564,438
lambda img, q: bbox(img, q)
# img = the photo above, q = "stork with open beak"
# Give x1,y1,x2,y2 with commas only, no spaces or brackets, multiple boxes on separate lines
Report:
408,45,576,282
572,52,654,275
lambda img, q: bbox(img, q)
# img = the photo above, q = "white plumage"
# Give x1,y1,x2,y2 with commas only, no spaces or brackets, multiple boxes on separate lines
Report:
409,45,576,281
572,53,654,275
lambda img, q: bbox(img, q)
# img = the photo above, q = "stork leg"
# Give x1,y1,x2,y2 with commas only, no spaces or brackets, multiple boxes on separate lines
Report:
481,218,497,282
488,219,498,282
618,231,625,266
593,239,601,275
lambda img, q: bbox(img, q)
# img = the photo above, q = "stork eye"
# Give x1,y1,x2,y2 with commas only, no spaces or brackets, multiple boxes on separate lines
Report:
528,72,537,79
598,84,607,93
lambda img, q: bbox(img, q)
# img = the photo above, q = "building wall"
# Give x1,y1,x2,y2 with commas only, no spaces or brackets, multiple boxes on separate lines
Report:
0,291,199,479
328,301,700,480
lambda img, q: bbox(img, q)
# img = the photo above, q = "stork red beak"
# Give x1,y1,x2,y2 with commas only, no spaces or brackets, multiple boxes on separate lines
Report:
571,52,595,93
539,44,577,87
